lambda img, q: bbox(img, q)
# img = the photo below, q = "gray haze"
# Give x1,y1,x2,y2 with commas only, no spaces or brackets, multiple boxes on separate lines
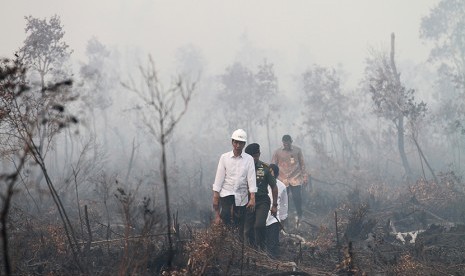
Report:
4,1,465,274
2,0,438,88
2,0,455,211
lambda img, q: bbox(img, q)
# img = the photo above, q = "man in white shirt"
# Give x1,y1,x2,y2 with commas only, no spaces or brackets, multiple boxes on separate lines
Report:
266,163,288,258
212,129,257,236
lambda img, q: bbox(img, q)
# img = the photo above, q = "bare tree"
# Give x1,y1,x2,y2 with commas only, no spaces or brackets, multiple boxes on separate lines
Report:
364,33,427,181
122,55,196,268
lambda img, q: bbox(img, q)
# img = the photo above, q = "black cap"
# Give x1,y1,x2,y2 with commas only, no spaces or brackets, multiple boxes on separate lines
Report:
282,135,292,142
245,143,260,155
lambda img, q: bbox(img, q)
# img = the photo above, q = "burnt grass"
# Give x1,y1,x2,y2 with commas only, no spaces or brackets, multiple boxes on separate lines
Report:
5,176,465,275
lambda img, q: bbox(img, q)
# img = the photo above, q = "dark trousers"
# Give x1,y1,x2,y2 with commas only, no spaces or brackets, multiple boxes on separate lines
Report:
266,222,280,258
244,195,270,250
287,185,302,217
220,195,246,237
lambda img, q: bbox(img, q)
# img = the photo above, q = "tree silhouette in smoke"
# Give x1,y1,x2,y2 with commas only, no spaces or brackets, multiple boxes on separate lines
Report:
123,55,196,269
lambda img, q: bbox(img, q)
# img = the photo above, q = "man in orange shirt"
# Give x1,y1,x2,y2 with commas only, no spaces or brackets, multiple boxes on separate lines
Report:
271,135,308,225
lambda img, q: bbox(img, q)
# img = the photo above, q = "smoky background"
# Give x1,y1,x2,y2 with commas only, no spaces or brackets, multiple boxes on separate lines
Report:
1,0,465,274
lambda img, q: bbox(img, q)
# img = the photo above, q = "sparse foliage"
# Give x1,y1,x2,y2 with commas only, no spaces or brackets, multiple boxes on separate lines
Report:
255,59,279,156
0,53,79,274
79,37,114,111
364,34,427,181
123,55,196,269
219,59,280,148
219,62,256,131
420,0,465,171
420,0,465,90
20,15,73,88
301,65,360,171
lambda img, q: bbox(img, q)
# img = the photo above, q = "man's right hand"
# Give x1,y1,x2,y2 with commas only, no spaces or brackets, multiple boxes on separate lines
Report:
212,192,221,224
213,191,221,206
214,213,221,224
213,194,219,208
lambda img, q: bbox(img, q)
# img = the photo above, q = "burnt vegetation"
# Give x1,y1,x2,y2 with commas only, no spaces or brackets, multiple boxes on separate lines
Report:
2,2,465,275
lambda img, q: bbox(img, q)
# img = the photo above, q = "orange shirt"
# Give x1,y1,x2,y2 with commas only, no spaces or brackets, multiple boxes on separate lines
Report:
271,145,307,187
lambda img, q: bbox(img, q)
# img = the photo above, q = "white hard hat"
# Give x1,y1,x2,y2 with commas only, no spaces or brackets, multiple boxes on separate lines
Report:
231,129,247,142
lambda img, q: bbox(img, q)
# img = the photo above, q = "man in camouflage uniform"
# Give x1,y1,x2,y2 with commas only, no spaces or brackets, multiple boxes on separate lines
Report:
244,143,278,250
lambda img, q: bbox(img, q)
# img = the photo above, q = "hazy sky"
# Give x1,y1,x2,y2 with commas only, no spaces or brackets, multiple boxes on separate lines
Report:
2,0,440,87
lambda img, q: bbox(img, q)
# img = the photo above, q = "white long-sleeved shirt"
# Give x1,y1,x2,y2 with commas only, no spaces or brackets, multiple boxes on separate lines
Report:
212,151,257,206
266,179,288,226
